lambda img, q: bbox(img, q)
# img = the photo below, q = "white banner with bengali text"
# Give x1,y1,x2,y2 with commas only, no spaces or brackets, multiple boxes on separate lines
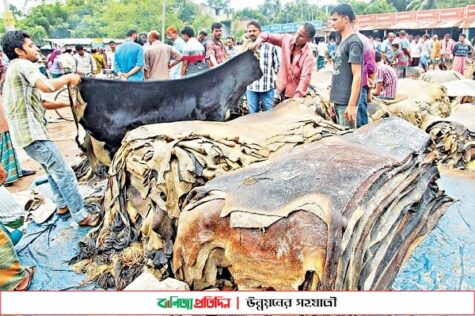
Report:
1,291,474,315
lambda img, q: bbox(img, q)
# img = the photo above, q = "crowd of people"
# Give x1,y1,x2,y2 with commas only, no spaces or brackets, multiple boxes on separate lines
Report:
315,29,474,78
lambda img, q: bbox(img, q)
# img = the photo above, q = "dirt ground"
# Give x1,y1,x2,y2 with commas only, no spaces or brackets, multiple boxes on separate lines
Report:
7,107,82,193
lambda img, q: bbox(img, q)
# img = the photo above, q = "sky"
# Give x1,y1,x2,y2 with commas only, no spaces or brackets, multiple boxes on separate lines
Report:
229,0,265,10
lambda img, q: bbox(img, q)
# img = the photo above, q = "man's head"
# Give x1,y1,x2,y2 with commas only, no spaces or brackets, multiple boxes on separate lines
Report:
423,34,429,40
109,40,116,51
226,37,235,48
138,32,148,45
387,32,396,43
400,30,406,38
75,45,85,56
198,30,208,42
181,26,195,42
127,29,138,42
211,23,223,41
65,48,72,54
294,23,316,47
444,34,450,41
329,4,355,34
166,26,178,41
247,20,262,42
148,30,160,44
1,31,39,62
459,33,466,43
91,48,97,54
433,34,438,41
375,51,382,63
391,42,399,51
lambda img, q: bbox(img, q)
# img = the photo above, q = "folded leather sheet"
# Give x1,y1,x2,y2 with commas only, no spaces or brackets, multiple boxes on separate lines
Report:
371,79,451,129
173,118,452,290
370,77,475,169
426,103,475,168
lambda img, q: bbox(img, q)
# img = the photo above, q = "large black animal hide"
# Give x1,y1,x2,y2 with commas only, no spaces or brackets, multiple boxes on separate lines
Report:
77,50,262,152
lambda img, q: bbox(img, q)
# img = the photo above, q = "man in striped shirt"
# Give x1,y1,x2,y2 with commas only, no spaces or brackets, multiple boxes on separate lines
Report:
245,21,280,113
180,26,207,77
373,51,397,100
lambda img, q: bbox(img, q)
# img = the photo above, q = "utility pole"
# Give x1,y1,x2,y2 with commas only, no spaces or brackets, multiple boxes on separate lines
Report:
2,0,15,31
161,0,166,40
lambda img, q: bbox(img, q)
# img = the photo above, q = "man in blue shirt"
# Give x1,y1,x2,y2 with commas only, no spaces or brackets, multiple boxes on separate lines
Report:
114,29,144,81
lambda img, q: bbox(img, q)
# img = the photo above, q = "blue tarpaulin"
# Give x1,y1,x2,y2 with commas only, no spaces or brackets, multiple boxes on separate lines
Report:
13,170,475,290
393,170,475,290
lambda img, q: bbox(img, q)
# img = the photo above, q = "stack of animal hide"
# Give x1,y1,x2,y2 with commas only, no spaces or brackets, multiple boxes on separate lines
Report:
371,79,451,128
77,96,348,288
173,118,453,290
426,103,475,169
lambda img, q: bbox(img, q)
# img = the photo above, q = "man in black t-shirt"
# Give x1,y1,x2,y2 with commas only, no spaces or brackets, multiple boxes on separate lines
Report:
329,4,363,129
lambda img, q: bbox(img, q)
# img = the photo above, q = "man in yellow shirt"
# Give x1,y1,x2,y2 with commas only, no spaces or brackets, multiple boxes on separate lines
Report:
430,34,441,69
91,48,106,74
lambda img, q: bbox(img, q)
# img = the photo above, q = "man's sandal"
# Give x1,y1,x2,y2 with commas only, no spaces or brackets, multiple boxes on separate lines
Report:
15,266,36,291
56,207,69,215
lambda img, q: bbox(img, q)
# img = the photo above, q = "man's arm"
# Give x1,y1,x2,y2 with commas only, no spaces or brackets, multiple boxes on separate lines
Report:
90,55,97,73
344,63,362,123
272,45,280,74
181,60,188,77
168,47,183,69
143,50,150,79
125,66,142,79
294,54,315,98
114,53,122,74
42,100,72,110
35,73,81,94
248,33,285,50
373,82,383,96
124,46,144,79
206,42,218,68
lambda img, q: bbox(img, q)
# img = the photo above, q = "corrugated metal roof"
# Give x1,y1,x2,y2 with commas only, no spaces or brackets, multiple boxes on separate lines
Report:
45,38,125,46
459,19,475,28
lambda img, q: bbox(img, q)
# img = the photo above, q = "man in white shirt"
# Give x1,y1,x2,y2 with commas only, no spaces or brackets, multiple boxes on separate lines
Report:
107,41,116,71
316,38,328,70
410,35,422,67
166,26,185,79
58,48,75,74
74,45,96,77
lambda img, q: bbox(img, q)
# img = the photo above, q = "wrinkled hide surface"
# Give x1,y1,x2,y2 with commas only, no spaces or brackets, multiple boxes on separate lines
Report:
371,79,451,128
173,118,452,290
80,96,347,288
426,103,475,168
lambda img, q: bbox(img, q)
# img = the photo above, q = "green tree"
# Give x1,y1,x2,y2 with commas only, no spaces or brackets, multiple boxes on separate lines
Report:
234,8,265,22
364,0,397,14
191,14,213,34
337,0,396,14
406,0,437,10
387,0,408,11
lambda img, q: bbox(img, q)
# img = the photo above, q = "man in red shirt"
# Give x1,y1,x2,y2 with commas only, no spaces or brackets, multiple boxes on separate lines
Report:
206,23,227,68
248,23,316,100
